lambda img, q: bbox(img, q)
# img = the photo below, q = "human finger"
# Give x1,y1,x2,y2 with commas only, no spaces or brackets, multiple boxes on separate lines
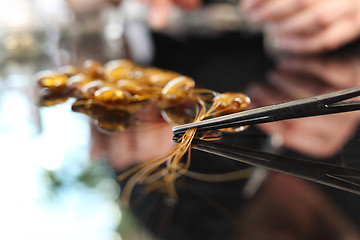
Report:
246,0,313,23
242,0,264,11
278,16,360,54
273,0,356,34
174,0,201,10
148,0,173,29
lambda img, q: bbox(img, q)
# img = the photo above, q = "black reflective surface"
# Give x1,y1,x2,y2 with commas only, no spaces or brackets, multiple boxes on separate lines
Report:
2,29,360,240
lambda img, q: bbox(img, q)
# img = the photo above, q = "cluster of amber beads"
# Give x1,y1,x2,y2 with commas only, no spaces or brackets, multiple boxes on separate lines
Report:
37,59,192,107
36,59,250,130
36,59,253,204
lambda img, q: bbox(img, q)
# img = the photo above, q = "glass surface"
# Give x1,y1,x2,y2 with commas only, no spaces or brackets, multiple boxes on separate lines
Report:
1,16,360,240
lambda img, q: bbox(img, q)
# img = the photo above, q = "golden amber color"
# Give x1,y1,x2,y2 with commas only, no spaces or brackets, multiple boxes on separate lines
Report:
83,60,104,79
36,59,253,202
141,67,163,77
58,65,81,77
80,80,113,99
36,59,250,131
66,74,91,91
161,107,195,125
214,92,251,114
71,100,132,132
116,79,148,95
161,76,195,104
104,59,137,82
36,70,68,94
149,71,181,87
94,87,131,105
94,109,131,133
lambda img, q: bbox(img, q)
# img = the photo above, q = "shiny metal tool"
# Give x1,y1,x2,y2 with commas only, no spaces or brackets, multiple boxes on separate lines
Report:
190,139,360,196
172,86,360,135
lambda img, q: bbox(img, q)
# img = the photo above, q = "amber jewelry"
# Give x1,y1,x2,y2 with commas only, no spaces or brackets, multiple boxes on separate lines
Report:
36,59,252,205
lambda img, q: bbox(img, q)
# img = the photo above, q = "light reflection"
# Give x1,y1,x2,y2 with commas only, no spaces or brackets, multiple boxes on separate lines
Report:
0,0,35,31
0,98,125,239
0,89,38,136
38,148,64,171
0,0,147,239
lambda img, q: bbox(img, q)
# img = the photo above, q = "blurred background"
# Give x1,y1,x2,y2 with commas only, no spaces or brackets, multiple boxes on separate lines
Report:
0,1,259,239
0,1,143,240
1,0,360,239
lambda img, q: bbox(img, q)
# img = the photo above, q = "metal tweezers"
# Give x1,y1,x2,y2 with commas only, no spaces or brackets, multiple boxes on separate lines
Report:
171,87,360,195
172,86,360,135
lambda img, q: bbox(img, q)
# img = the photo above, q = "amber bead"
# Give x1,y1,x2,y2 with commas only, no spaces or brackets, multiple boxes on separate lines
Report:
83,60,104,79
149,71,181,87
104,59,136,82
141,67,163,78
94,87,131,105
117,79,147,95
80,80,112,99
36,70,68,93
161,76,195,104
214,92,251,114
66,74,92,94
58,65,81,77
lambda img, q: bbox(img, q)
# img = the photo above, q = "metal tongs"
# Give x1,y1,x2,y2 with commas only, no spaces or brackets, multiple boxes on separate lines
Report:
172,87,360,195
173,86,360,135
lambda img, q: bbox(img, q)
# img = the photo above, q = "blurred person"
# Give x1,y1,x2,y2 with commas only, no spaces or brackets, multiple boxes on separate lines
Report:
142,0,360,54
66,0,360,54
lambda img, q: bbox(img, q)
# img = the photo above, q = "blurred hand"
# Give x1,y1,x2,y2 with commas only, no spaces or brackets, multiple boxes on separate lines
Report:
142,0,201,29
246,56,360,158
242,0,360,54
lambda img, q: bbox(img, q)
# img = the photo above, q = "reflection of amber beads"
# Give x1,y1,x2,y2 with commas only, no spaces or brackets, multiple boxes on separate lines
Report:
39,95,70,107
95,109,131,132
71,101,132,132
161,107,195,125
